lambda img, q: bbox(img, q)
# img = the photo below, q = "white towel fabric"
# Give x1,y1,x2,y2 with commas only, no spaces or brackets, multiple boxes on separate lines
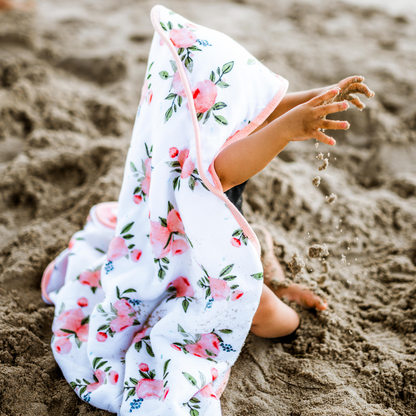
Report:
41,5,288,415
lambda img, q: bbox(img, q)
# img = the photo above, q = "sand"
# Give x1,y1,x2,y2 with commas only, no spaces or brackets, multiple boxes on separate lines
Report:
0,0,415,415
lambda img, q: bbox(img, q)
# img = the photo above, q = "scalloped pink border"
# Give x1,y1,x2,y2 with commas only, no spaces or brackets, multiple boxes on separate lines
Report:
150,5,288,256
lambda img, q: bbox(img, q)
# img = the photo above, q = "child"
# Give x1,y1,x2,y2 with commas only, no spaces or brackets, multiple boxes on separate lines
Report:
222,78,374,339
41,5,373,415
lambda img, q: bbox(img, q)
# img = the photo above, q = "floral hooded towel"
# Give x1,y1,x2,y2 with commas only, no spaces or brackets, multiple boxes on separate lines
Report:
41,5,288,415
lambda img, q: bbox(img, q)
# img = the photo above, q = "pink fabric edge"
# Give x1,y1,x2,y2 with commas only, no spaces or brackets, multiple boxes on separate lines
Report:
41,259,55,305
150,5,288,257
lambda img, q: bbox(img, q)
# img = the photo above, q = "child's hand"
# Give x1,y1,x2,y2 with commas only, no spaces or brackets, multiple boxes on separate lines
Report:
281,88,351,146
316,76,375,110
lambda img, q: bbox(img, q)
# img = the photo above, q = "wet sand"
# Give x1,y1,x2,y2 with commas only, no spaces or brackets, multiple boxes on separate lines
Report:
0,0,415,415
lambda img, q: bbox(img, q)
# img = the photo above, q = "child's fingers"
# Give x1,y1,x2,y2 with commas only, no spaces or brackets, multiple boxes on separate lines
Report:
313,129,336,146
315,100,349,117
317,119,350,131
337,75,365,90
346,94,365,110
310,88,340,107
343,82,375,98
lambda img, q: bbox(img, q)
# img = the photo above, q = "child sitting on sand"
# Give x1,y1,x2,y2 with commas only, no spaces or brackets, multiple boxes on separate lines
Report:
41,6,374,415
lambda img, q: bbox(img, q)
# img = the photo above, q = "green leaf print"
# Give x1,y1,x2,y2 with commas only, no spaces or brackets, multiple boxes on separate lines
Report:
92,357,102,369
184,56,193,73
214,114,228,125
160,22,167,31
222,61,234,74
212,102,227,110
182,372,198,388
159,71,169,80
165,107,173,123
217,81,230,88
251,272,264,280
121,222,134,234
220,264,234,277
130,161,137,172
146,343,155,357
170,60,177,73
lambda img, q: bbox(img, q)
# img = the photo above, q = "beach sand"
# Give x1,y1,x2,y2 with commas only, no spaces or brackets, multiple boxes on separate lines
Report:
0,0,415,414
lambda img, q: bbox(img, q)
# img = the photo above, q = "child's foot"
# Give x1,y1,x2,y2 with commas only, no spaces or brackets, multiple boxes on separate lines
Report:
274,283,327,311
252,224,285,283
252,223,327,311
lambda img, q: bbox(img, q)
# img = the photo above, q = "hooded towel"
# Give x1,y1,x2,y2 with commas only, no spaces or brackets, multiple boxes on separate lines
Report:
41,5,288,415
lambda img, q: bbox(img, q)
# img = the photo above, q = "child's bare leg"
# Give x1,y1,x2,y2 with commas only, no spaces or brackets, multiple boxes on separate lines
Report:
251,284,300,338
253,224,327,311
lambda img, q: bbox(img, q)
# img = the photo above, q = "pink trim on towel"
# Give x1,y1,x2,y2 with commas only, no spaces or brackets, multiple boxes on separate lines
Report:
151,6,288,256
41,259,55,305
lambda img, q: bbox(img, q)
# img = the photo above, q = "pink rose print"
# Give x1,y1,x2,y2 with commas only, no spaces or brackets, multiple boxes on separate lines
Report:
131,142,153,203
192,80,217,113
133,195,142,204
133,328,154,357
211,368,218,381
160,20,202,73
231,237,241,247
87,369,106,392
166,276,194,313
231,290,244,301
169,276,194,298
136,379,163,399
198,264,242,304
167,209,185,234
180,153,195,179
107,237,128,261
172,239,188,257
96,331,107,342
178,148,189,169
131,249,142,262
185,333,220,359
167,148,207,192
107,221,140,263
141,158,152,196
163,388,170,401
70,357,116,397
77,297,88,307
149,220,172,259
149,202,191,280
78,269,101,293
110,299,136,332
148,90,153,104
54,337,72,355
169,147,179,158
133,328,147,344
169,28,197,48
209,277,231,301
123,359,170,402
172,72,186,97
109,371,119,385
173,326,234,362
96,287,140,339
68,237,75,250
53,307,90,345
200,383,218,399
195,61,234,125
139,363,149,372
231,228,248,247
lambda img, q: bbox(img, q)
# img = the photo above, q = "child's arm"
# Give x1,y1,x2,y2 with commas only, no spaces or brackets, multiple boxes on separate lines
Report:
265,76,374,123
214,88,349,192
